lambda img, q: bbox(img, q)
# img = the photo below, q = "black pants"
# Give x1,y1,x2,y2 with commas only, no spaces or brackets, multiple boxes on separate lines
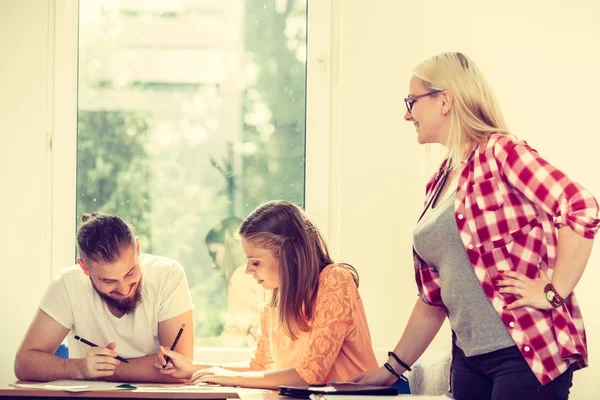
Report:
451,345,573,400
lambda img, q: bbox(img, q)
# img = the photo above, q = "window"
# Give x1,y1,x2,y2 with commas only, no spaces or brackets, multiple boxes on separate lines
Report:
77,0,307,347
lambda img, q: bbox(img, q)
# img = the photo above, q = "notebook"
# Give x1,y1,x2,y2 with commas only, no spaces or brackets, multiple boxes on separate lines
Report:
278,383,398,398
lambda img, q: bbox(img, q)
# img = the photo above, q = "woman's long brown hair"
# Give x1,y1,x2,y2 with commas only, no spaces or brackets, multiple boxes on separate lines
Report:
239,200,358,340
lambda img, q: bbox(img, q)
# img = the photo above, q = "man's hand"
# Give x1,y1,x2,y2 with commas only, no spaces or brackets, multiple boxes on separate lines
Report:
77,342,121,379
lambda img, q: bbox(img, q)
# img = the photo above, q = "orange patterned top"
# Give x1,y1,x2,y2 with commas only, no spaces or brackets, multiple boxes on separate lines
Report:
248,264,378,384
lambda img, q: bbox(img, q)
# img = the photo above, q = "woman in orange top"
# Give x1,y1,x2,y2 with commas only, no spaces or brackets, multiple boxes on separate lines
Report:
153,200,378,389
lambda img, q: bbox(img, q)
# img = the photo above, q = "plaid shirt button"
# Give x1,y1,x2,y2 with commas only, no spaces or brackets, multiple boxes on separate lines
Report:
509,321,515,328
457,214,464,220
524,346,531,352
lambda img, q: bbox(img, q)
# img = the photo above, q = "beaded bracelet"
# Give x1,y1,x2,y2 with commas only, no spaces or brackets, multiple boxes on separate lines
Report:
383,362,401,380
388,351,412,372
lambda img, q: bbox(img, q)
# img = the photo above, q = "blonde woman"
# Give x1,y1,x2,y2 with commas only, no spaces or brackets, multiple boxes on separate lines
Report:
351,52,599,399
154,200,378,389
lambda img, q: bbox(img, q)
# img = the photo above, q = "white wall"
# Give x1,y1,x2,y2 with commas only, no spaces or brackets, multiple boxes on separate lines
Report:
0,0,51,384
332,1,600,398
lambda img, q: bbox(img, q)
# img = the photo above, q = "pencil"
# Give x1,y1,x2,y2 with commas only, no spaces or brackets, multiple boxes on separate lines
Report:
163,323,185,368
73,335,129,363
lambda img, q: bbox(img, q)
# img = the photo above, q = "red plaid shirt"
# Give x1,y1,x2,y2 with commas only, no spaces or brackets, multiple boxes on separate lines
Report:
414,133,600,385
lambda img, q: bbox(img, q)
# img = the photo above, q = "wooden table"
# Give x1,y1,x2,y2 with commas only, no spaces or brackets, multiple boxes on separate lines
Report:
0,383,241,400
0,383,449,400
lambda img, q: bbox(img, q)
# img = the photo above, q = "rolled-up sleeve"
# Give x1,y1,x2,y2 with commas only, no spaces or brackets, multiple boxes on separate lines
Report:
495,137,600,238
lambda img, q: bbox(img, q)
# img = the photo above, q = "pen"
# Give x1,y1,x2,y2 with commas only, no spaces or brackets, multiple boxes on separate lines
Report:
163,323,185,368
73,335,129,363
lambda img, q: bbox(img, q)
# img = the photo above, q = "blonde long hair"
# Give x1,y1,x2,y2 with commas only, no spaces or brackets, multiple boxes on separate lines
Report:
414,52,509,167
239,200,358,340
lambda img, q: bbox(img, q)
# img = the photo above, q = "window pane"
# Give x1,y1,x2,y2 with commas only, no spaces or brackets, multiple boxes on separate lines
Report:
77,0,307,347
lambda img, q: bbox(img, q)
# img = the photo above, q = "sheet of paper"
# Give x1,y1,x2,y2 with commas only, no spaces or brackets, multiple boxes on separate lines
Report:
134,383,225,392
10,380,256,398
11,380,129,392
236,387,275,400
133,383,241,397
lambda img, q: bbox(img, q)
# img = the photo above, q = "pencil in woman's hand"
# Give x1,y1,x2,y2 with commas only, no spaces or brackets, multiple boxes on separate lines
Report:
163,323,185,368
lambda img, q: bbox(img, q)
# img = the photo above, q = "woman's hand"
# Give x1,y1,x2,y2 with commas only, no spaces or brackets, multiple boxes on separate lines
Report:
347,366,397,386
496,269,554,310
186,367,239,386
153,345,196,379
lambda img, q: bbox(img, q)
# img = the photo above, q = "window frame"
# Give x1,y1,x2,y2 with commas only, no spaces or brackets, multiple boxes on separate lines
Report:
51,0,78,279
51,0,336,361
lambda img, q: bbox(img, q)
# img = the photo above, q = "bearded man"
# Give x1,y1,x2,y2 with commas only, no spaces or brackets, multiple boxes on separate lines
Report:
15,213,194,382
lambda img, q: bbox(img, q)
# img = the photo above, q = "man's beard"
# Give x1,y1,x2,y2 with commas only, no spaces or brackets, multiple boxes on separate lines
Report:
91,276,143,315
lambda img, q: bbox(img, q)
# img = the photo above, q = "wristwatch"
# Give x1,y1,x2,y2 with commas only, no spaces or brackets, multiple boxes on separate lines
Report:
544,283,565,308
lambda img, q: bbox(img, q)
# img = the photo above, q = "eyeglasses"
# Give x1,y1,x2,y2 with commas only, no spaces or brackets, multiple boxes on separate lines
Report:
404,90,443,114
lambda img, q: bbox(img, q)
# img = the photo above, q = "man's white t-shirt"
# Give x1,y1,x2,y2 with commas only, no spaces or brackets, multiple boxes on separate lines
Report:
40,253,193,359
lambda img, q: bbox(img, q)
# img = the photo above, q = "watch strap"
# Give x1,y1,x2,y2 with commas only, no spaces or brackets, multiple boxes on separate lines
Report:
544,283,565,307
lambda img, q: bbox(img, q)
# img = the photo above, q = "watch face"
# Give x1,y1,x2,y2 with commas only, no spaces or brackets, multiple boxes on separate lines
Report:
546,290,556,302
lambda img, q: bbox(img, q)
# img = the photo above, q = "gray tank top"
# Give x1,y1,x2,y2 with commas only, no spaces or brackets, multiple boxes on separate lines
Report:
413,190,515,356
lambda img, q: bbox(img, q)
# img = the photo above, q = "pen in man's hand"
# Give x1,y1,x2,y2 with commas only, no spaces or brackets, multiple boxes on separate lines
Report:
163,323,185,368
73,335,129,363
